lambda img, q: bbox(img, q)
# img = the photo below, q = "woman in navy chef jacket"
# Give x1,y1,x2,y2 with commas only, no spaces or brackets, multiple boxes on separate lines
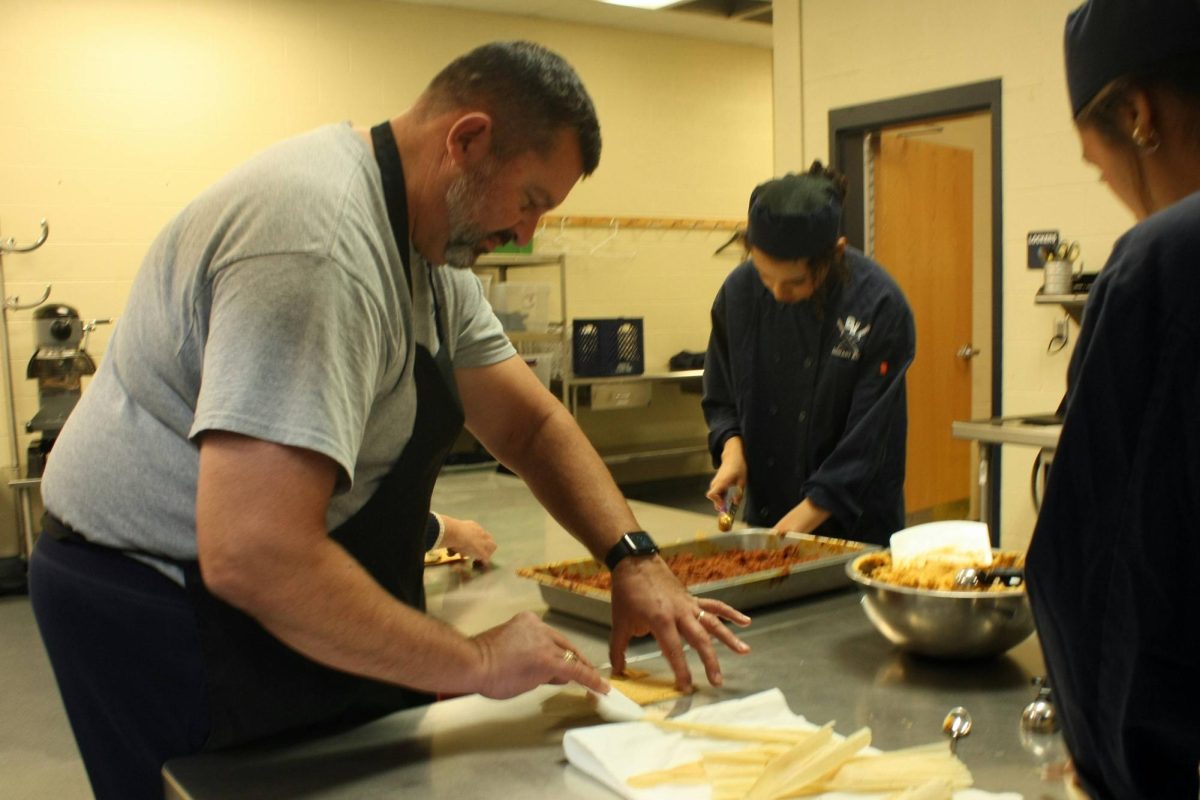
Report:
702,164,915,545
1027,1,1200,797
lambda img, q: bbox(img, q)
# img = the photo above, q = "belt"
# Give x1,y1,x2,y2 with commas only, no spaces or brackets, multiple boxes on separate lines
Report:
42,512,90,544
43,512,152,560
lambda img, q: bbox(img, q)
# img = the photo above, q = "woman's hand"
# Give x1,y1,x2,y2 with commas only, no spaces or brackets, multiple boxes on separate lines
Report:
772,499,831,536
705,436,747,512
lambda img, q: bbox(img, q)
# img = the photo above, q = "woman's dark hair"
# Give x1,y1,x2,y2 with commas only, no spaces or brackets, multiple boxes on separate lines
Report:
803,160,851,304
1076,53,1200,147
806,159,849,205
424,41,601,175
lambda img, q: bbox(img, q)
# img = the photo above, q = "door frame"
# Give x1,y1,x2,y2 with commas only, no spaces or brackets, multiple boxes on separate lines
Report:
829,79,1004,537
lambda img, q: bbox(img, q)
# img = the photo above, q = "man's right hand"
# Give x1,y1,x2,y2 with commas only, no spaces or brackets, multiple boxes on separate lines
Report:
609,555,750,692
470,612,607,699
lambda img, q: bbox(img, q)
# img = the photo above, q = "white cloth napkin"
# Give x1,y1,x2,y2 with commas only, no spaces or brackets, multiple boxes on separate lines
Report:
563,689,1023,800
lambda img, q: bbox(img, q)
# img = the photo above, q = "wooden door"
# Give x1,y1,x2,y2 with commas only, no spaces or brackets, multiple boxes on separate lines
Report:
873,133,973,517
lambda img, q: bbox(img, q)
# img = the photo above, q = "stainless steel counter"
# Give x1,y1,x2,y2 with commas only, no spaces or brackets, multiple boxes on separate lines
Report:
951,415,1062,537
951,416,1062,450
163,473,1071,799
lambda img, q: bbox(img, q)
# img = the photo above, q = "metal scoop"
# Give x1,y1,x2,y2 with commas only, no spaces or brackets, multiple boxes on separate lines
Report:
954,567,1024,589
942,706,973,755
716,487,742,532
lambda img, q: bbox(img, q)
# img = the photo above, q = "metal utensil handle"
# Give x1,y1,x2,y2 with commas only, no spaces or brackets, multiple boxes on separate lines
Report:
982,567,1025,586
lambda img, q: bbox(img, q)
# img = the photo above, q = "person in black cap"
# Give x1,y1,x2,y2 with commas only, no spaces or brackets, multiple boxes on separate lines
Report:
702,162,915,545
1026,1,1200,797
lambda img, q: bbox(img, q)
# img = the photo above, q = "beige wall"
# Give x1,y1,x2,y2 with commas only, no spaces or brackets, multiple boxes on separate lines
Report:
0,0,773,552
798,0,1134,549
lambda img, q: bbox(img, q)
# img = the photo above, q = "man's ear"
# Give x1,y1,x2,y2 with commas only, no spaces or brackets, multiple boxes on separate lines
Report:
446,112,494,169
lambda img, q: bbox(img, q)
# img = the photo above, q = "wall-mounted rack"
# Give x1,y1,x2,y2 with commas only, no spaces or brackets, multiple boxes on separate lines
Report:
541,214,743,232
1034,290,1087,324
1,218,53,577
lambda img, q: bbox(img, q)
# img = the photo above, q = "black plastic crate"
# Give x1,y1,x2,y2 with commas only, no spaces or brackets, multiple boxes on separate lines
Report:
571,318,644,377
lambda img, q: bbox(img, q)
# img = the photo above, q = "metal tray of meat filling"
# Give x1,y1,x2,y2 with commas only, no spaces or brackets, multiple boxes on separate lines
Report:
517,530,877,626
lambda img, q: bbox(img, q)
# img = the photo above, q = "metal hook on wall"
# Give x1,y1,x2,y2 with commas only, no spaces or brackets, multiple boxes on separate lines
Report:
1,216,54,310
589,219,621,255
541,216,585,254
0,219,50,254
6,285,53,311
587,219,637,259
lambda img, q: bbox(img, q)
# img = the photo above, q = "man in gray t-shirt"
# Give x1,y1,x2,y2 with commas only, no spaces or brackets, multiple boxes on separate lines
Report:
29,41,750,800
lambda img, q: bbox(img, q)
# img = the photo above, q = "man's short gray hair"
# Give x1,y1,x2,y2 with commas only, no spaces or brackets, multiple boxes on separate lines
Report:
424,41,601,175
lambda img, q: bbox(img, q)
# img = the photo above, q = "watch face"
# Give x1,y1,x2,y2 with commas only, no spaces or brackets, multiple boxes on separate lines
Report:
626,532,658,553
606,531,659,570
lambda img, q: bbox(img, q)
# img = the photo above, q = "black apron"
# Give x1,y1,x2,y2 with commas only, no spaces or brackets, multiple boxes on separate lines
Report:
181,121,466,749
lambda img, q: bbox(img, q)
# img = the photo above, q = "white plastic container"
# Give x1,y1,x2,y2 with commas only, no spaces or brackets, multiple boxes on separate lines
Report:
522,353,554,389
490,282,551,332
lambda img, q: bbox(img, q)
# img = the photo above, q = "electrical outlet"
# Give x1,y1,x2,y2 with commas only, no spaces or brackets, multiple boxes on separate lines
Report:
1048,315,1071,354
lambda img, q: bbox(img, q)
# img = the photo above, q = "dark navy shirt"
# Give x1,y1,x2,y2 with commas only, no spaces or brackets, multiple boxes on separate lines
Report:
1027,191,1200,800
702,249,915,545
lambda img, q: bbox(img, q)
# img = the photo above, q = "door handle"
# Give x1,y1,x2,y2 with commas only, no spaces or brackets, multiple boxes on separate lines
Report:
957,344,980,360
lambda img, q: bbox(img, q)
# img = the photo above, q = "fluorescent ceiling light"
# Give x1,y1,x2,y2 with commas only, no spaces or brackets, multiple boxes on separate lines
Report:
593,0,681,9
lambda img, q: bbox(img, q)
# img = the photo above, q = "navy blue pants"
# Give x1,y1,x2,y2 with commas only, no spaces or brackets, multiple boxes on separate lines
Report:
29,532,210,800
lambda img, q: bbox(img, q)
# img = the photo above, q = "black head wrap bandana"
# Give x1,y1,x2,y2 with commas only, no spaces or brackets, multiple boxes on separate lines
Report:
1065,0,1200,117
745,173,842,261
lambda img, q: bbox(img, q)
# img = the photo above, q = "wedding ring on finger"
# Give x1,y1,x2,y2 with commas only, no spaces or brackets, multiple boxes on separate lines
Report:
562,650,577,664
696,609,708,623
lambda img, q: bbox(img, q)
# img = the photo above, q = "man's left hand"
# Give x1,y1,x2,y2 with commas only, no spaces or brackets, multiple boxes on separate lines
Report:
609,556,751,691
439,515,497,565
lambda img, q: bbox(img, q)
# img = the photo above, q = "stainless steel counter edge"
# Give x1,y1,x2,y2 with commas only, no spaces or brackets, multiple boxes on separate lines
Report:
952,418,1062,449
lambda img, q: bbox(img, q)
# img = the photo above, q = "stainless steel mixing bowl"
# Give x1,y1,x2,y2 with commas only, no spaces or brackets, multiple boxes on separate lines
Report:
846,551,1035,659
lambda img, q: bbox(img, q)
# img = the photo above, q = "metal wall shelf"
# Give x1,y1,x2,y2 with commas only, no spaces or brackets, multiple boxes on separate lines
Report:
473,254,708,467
1034,290,1087,323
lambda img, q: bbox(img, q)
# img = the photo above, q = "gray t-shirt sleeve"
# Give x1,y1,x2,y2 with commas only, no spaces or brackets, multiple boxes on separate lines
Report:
191,252,386,482
441,268,517,368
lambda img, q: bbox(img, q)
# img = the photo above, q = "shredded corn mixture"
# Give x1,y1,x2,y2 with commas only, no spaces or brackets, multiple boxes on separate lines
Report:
856,551,1025,592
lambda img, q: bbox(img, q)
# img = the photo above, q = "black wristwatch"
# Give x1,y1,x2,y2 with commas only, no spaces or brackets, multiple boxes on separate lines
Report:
604,531,659,571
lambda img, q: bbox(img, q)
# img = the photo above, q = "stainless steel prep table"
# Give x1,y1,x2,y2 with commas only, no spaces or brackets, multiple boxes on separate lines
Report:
164,472,1070,799
952,415,1063,538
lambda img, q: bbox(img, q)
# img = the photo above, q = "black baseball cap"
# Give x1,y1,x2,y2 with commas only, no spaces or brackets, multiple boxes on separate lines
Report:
1065,0,1200,116
745,173,842,260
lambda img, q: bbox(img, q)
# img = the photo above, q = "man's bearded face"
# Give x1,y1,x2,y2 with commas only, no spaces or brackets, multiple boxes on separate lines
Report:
443,158,515,268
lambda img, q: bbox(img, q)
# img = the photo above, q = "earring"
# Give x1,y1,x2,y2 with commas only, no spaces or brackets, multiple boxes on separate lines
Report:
1132,125,1161,154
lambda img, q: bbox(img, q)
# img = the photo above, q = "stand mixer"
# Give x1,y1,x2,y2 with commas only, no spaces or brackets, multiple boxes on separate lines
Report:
24,304,107,477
